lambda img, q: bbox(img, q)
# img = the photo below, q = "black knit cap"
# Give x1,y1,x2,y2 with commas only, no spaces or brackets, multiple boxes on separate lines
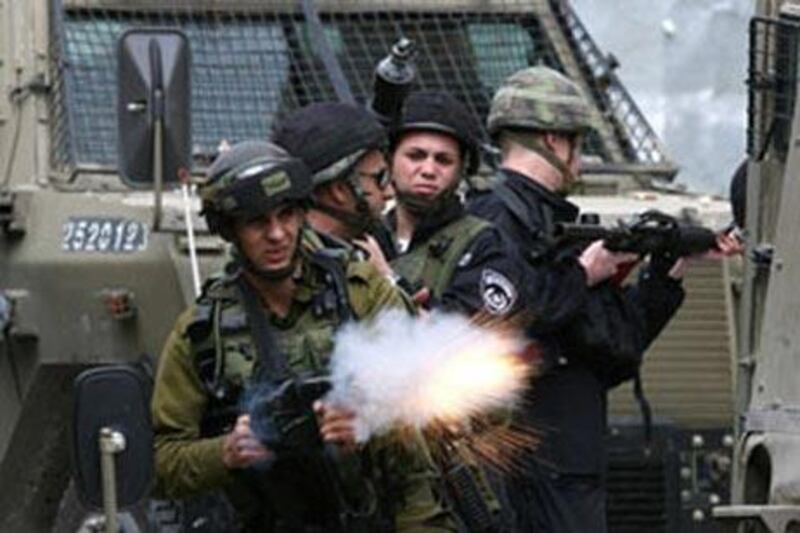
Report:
272,102,387,175
391,90,481,175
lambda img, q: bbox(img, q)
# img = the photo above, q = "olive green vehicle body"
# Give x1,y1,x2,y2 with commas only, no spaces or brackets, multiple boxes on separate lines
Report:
714,1,800,531
0,0,736,531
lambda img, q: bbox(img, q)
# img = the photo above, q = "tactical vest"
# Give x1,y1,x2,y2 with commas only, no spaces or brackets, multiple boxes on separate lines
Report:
186,251,393,532
391,214,491,299
189,261,348,419
390,214,508,532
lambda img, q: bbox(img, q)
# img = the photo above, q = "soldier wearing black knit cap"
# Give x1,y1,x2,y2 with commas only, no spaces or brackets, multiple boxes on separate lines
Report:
273,102,397,261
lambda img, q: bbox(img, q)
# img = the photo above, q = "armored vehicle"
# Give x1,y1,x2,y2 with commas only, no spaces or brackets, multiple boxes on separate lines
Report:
0,0,735,531
713,1,800,531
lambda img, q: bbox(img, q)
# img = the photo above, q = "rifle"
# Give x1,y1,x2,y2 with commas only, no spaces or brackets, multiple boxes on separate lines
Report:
440,459,499,533
248,375,382,531
426,425,501,533
249,374,332,455
555,210,719,258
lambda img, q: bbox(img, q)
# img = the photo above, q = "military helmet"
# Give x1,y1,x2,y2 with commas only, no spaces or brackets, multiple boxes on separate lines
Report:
487,66,593,136
273,102,387,188
200,140,312,236
391,90,481,175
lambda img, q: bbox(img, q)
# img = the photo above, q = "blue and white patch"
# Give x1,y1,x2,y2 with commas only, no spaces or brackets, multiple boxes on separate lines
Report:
480,268,517,316
457,251,474,268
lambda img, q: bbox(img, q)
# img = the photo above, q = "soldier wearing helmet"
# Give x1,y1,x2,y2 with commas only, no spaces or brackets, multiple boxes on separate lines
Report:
469,67,689,533
151,141,455,532
273,102,397,260
384,90,523,317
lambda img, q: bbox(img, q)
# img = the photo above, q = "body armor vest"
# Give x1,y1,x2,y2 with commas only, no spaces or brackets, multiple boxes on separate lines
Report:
186,251,393,532
390,214,507,532
391,214,490,299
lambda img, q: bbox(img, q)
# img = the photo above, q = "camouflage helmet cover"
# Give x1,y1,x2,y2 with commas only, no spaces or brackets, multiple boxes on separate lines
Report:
200,140,312,235
487,66,593,136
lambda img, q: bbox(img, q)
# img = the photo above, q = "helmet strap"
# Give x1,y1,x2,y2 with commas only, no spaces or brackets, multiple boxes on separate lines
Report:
231,238,301,283
506,131,579,195
395,182,460,221
312,175,380,238
312,199,377,238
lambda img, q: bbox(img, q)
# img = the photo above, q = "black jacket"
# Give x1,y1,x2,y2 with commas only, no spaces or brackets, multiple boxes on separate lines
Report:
469,169,685,475
390,198,525,317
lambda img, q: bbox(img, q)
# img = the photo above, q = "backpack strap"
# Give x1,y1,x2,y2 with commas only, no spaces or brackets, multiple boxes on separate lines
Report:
307,249,354,324
424,215,492,298
235,276,291,385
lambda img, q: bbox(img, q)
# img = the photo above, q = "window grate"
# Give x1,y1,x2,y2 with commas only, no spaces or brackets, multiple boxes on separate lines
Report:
48,0,671,177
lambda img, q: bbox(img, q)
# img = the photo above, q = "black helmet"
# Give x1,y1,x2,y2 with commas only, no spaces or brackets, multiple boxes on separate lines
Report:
391,91,481,175
200,140,312,238
273,102,387,188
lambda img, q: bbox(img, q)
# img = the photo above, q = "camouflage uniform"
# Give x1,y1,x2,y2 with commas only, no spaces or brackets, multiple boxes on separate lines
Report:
152,141,455,532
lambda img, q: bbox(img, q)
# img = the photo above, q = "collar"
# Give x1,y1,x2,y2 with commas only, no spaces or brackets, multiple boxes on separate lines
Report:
389,196,465,252
500,168,579,223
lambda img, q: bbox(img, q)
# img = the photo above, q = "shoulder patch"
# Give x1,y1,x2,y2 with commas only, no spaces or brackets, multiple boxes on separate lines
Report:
480,268,518,316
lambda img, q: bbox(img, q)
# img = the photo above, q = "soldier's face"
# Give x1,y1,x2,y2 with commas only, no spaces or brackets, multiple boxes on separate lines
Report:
391,132,462,200
234,204,304,274
355,149,389,218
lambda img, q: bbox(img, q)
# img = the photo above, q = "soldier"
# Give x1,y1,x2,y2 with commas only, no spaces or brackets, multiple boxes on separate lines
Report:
151,140,455,532
385,90,523,316
378,90,526,531
468,66,739,532
272,102,396,261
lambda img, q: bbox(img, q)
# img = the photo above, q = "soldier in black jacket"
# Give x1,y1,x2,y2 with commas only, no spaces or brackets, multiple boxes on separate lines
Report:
469,66,688,532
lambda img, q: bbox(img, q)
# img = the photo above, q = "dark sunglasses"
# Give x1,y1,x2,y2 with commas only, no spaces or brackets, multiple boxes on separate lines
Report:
358,167,391,189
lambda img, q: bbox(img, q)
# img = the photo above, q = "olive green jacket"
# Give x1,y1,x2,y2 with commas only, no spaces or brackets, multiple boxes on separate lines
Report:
152,254,454,531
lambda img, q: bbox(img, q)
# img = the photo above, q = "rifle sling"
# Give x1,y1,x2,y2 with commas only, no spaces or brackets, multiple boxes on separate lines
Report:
236,276,291,385
633,371,653,447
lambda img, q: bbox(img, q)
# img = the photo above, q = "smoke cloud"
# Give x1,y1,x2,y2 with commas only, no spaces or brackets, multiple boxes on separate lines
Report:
325,310,530,443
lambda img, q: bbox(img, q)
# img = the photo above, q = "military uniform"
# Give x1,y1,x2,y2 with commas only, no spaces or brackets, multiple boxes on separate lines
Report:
470,170,685,531
274,102,398,261
153,139,455,533
152,243,454,532
387,91,522,317
470,67,687,532
385,91,520,532
389,199,522,317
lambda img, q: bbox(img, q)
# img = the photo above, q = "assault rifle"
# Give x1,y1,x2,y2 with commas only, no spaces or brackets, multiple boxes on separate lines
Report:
554,210,719,257
249,374,332,455
249,375,383,531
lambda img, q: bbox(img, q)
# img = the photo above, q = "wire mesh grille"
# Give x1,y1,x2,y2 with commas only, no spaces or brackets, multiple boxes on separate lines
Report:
48,0,669,175
748,16,800,159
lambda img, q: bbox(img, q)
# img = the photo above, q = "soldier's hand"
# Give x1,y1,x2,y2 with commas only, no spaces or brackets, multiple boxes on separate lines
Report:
222,415,272,469
412,287,431,308
313,400,358,453
353,235,393,278
711,231,745,258
578,240,639,287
